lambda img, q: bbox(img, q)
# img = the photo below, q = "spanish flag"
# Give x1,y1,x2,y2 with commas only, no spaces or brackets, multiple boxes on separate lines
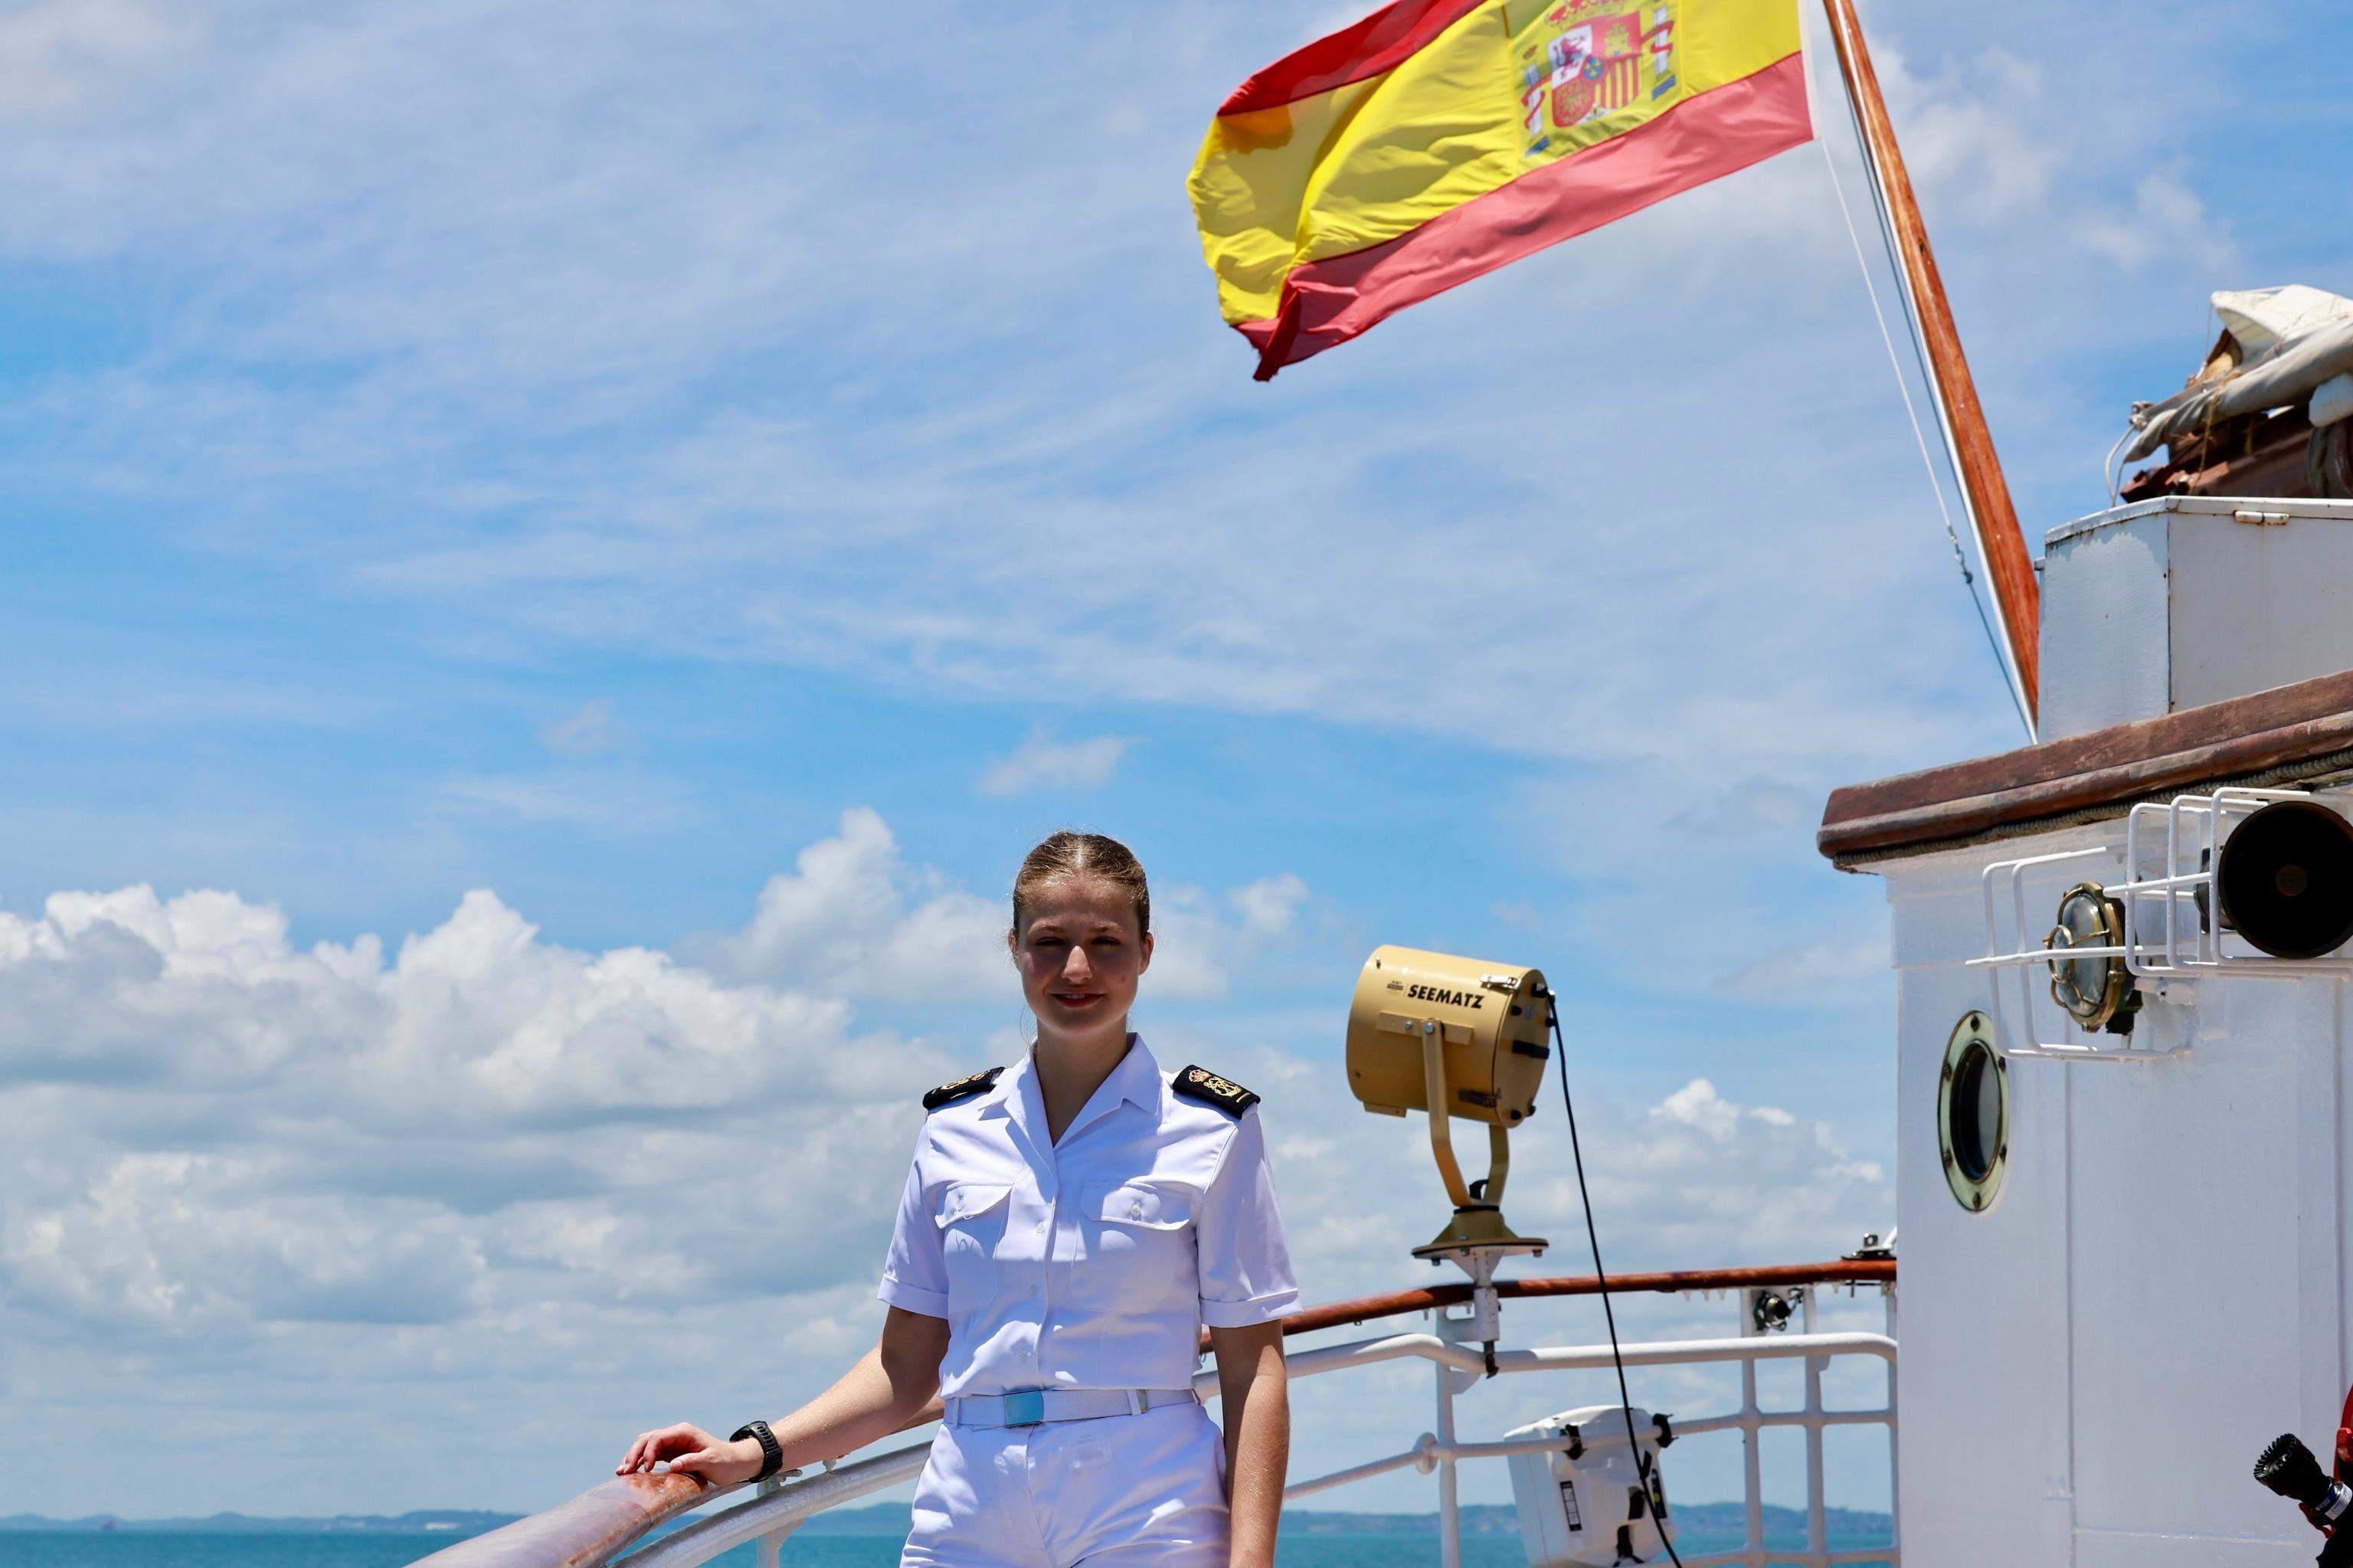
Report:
1190,0,1812,379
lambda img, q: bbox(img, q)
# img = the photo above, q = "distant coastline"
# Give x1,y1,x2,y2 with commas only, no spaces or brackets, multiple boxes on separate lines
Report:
1,1501,1894,1540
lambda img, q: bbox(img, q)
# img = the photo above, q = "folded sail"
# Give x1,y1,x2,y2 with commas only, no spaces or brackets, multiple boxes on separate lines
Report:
1190,0,1813,380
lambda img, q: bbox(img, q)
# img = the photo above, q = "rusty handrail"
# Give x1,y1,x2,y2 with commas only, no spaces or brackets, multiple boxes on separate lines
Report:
413,1259,1893,1567
1216,1257,1896,1344
408,1470,725,1568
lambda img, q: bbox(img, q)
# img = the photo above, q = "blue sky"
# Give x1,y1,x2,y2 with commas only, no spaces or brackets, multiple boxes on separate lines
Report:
3,0,2350,1529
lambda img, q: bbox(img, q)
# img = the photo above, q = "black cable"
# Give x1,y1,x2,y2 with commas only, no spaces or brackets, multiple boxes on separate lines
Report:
1550,1000,1685,1567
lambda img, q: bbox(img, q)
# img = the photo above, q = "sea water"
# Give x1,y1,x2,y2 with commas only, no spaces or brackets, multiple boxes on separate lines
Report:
0,1528,1893,1566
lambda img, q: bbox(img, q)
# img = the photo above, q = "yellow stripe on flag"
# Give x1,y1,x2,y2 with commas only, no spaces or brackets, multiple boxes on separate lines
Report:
1190,0,1811,377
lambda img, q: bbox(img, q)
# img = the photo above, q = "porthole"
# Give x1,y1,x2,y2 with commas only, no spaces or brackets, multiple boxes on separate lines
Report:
1939,1010,2007,1212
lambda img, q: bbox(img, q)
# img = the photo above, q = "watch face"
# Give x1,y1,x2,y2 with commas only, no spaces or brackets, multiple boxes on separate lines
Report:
732,1420,781,1475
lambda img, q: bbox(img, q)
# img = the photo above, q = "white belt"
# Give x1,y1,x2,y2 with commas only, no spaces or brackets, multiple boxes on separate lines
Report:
946,1387,1199,1429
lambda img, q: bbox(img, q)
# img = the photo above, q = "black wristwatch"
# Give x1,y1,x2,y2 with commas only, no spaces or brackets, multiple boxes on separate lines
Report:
730,1419,784,1481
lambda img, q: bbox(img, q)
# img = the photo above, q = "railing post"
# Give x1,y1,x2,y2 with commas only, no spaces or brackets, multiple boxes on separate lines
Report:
1428,1252,1508,1568
1739,1292,1766,1568
1884,1283,1901,1563
1802,1290,1827,1568
1434,1352,1461,1568
753,1474,796,1568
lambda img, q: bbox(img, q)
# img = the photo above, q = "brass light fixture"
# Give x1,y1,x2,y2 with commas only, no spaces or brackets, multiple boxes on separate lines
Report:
1345,945,1552,1262
2044,881,2139,1033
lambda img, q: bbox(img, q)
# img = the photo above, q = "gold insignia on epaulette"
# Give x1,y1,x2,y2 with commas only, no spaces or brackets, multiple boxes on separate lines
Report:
922,1065,1004,1112
1173,1064,1260,1117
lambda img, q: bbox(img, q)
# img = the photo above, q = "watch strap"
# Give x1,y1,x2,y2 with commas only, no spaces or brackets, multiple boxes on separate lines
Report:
730,1419,783,1481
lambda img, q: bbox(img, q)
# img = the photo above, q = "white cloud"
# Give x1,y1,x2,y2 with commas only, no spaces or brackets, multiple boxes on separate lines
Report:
538,698,627,759
1668,778,1812,840
0,8,2253,996
1229,872,1308,935
1657,1077,1743,1140
701,808,1317,1007
0,813,1894,1520
13,1151,493,1330
2073,172,2239,275
1718,930,1889,1000
434,769,694,831
1569,1077,1888,1265
698,807,1010,999
978,729,1132,797
0,822,970,1501
1877,45,2058,226
0,0,192,121
0,881,879,1121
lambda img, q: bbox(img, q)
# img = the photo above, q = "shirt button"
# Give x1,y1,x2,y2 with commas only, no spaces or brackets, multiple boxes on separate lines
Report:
1036,1220,1049,1233
1128,1203,1144,1218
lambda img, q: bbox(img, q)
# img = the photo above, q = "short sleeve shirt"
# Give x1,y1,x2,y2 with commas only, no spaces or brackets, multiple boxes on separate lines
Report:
878,1036,1298,1398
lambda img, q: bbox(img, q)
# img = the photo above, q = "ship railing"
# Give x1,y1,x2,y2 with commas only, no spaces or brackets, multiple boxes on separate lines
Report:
1967,786,2353,1062
407,1259,1896,1568
1285,1263,1900,1568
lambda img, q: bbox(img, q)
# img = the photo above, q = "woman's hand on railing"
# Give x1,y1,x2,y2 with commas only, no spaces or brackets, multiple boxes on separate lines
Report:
615,1423,763,1486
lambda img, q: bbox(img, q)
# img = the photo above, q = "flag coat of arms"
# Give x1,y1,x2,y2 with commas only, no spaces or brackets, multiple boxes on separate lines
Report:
1190,0,1812,379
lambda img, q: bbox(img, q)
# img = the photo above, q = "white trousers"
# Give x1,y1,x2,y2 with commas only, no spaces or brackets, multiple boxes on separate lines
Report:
901,1399,1231,1568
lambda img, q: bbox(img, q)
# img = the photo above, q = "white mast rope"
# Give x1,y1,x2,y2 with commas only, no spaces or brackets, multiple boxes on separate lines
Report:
1824,43,2034,744
1813,28,2036,741
2102,425,2135,507
2107,299,2223,502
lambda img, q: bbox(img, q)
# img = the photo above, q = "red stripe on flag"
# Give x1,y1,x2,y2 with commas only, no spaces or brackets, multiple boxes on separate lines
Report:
1235,52,1811,379
1219,0,1489,116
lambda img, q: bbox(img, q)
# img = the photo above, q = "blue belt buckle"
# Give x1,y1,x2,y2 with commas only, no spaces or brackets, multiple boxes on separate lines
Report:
1003,1390,1046,1428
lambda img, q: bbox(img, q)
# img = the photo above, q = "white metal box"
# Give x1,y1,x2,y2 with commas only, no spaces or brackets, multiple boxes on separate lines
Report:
2039,496,2353,740
1504,1405,1672,1567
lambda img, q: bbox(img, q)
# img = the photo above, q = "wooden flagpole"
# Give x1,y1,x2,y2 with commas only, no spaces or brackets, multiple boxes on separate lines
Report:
1820,0,2041,727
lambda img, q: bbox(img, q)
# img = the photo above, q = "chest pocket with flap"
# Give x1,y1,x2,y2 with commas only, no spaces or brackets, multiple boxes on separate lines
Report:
933,1181,1013,1312
1075,1179,1196,1304
1088,1180,1193,1229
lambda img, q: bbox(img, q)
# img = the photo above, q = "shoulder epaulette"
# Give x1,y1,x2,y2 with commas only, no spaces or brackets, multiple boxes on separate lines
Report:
1173,1065,1259,1118
922,1066,1004,1112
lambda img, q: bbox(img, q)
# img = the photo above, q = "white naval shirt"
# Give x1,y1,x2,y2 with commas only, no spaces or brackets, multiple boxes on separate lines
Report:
878,1036,1298,1399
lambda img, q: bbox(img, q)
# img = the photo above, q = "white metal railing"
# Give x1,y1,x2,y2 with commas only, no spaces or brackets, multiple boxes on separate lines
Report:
2116,788,2353,981
1971,843,2184,1062
1968,787,2353,1062
608,1271,1897,1568
1266,1281,1896,1568
623,1443,931,1567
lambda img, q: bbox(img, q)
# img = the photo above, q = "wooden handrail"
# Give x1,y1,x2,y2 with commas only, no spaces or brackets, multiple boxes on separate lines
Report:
414,1259,1893,1566
1230,1258,1896,1344
410,1471,722,1567
1817,665,2353,861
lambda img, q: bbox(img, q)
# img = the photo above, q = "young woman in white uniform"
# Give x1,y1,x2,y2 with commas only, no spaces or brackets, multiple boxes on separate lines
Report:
617,833,1298,1568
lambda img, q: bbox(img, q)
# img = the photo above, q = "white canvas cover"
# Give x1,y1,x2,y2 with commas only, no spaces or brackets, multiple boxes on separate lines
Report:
2212,284,2353,358
2124,286,2353,461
